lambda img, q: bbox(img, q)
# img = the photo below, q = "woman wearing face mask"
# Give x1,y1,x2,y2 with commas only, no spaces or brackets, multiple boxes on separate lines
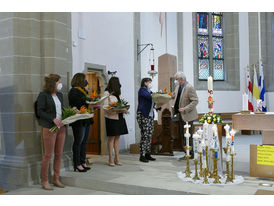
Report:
37,74,66,190
137,78,162,163
68,73,94,172
102,77,128,166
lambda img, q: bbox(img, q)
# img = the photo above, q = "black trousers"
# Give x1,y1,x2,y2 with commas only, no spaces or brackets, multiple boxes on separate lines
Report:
72,124,90,167
178,114,194,155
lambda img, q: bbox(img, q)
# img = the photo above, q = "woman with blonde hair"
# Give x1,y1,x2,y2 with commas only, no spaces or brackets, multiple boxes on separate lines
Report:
37,74,66,190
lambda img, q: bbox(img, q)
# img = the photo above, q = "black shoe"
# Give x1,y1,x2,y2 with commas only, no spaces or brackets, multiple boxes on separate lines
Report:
82,165,91,170
74,166,87,172
145,154,156,161
139,156,149,163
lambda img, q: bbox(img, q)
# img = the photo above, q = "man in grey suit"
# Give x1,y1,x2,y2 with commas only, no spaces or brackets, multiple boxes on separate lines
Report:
172,72,198,159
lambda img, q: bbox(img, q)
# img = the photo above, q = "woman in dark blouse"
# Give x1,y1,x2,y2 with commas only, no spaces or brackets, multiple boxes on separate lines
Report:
68,73,94,172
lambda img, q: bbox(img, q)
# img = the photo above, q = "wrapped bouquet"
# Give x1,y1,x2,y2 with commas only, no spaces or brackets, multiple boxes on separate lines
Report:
85,90,108,105
103,98,130,113
199,113,223,124
152,88,173,104
49,106,94,132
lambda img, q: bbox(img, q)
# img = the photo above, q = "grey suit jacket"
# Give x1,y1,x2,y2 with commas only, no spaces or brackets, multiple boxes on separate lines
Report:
37,91,63,128
173,82,198,122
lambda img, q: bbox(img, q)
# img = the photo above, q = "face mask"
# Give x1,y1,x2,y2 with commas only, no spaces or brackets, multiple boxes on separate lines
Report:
84,80,89,87
148,84,153,90
57,83,63,91
174,80,179,86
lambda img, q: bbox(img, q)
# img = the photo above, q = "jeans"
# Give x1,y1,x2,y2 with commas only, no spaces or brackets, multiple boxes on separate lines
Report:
72,125,90,167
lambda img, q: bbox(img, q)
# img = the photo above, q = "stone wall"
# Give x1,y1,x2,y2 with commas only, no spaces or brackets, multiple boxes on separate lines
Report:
0,12,73,190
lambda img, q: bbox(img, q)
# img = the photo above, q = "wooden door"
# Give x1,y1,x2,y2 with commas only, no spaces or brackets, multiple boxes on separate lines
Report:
85,72,101,155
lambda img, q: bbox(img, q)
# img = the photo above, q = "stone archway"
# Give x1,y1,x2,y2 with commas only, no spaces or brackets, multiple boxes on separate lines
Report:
84,63,109,155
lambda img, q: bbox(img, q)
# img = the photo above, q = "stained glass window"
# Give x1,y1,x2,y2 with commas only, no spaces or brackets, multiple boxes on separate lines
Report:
199,59,210,80
212,14,222,36
213,60,224,80
213,37,223,59
197,13,208,35
197,12,224,81
198,36,209,58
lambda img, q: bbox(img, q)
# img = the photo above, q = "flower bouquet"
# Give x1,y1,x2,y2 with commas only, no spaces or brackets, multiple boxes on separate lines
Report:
85,90,108,105
103,98,130,113
49,106,94,132
152,88,173,104
199,113,223,124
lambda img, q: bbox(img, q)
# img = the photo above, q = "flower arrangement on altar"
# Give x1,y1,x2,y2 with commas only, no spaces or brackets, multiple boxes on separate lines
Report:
199,113,223,124
104,98,130,113
49,106,94,132
152,88,173,104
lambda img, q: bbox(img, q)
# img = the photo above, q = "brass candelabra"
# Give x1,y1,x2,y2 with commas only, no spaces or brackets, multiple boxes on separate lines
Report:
192,159,200,181
230,153,236,180
213,156,221,184
209,149,215,178
223,147,233,183
198,152,204,177
184,146,192,178
203,168,209,184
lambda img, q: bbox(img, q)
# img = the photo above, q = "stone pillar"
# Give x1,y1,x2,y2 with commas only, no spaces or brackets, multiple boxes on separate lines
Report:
0,12,72,190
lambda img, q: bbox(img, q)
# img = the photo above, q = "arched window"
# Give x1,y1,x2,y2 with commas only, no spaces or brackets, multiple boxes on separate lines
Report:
197,12,224,81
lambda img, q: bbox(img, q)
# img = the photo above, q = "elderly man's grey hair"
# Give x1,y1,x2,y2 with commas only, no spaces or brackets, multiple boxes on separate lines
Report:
174,72,186,81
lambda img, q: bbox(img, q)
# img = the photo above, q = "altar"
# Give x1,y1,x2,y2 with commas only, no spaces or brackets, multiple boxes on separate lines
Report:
232,112,274,145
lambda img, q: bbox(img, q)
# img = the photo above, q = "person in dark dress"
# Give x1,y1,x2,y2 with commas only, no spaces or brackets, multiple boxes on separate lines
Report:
102,77,128,166
68,73,94,172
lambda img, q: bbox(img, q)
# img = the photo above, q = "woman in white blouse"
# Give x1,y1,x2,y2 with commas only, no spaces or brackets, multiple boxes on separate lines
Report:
37,74,66,190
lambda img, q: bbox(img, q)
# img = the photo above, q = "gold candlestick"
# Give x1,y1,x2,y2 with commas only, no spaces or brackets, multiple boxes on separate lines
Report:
230,153,236,180
213,157,221,184
184,146,192,178
206,146,209,172
192,159,200,181
203,168,209,184
225,161,233,183
208,149,215,178
198,152,204,177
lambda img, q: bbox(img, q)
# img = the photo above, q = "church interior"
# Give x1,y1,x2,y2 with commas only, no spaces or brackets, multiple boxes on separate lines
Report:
1,6,274,198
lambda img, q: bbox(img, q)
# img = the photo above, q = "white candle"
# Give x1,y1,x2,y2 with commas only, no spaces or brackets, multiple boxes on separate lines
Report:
242,93,248,111
202,140,207,168
208,76,213,91
231,143,235,155
224,124,230,136
193,133,200,160
226,135,232,148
